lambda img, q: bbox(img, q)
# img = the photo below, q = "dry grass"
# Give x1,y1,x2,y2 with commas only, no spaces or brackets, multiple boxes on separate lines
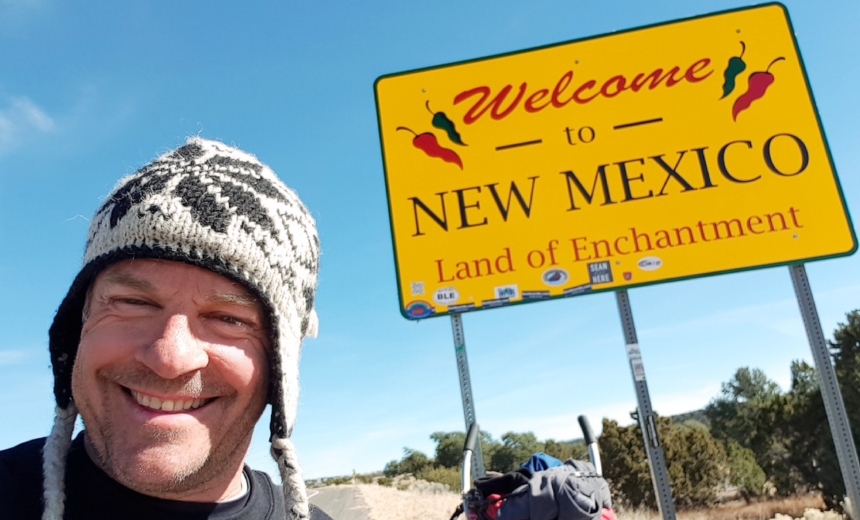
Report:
356,484,842,520
617,495,842,520
357,483,461,520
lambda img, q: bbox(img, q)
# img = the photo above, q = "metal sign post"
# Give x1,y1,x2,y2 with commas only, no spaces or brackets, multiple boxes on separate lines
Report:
374,4,857,512
450,313,486,479
790,264,860,519
616,291,677,519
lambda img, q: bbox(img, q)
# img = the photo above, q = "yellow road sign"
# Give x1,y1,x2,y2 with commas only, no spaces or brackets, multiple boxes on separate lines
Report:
374,3,855,320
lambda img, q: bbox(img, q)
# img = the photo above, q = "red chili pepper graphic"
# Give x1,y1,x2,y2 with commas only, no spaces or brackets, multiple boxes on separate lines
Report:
732,57,785,121
397,127,463,169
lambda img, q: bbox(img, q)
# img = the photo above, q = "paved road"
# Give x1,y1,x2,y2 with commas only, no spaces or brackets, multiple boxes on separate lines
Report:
309,486,370,520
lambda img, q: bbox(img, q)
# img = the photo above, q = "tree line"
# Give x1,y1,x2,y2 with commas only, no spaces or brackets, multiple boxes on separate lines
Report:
383,310,860,512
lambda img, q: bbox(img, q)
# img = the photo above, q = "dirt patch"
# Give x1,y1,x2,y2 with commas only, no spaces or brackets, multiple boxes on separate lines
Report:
356,484,461,520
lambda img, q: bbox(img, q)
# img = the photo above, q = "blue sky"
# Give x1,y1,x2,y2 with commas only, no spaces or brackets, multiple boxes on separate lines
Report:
1,0,860,481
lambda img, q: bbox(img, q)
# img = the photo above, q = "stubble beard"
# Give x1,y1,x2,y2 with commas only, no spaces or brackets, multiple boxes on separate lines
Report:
74,364,265,500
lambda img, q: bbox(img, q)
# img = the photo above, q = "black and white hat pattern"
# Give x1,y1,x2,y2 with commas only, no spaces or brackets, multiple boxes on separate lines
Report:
43,138,320,520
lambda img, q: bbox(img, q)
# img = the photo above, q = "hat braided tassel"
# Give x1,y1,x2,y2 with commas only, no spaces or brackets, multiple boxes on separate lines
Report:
272,436,309,520
42,404,78,520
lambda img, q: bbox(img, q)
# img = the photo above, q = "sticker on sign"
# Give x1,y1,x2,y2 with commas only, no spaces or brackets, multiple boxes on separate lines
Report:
638,257,663,271
433,287,460,305
495,284,519,300
626,343,646,381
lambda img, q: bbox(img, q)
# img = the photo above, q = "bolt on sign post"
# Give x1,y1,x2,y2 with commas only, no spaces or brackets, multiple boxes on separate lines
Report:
451,314,485,479
374,4,857,514
790,265,860,520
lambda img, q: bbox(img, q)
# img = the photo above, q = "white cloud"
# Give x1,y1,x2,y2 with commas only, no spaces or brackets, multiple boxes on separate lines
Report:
11,97,54,131
0,349,28,366
637,297,797,339
0,0,48,35
476,382,721,442
0,96,56,154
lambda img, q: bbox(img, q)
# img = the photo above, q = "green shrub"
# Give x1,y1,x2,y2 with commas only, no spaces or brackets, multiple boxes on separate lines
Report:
601,417,729,508
663,421,727,506
489,432,542,473
543,439,588,462
417,466,461,492
600,419,654,509
725,441,767,499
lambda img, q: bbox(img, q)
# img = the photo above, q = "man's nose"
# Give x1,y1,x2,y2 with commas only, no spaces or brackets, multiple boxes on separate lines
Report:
136,313,209,379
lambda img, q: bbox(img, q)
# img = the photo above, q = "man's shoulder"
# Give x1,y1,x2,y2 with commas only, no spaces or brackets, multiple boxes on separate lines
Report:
246,470,334,520
245,467,286,517
0,437,48,519
0,437,46,475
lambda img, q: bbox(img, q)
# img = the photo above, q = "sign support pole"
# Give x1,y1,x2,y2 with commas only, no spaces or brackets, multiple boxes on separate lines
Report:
790,264,860,519
616,290,677,520
450,313,486,479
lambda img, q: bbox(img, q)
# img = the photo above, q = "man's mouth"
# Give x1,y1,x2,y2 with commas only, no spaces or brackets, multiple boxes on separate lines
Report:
129,389,213,412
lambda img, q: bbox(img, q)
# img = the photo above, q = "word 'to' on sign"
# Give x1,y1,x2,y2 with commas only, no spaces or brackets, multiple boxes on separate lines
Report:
374,3,855,320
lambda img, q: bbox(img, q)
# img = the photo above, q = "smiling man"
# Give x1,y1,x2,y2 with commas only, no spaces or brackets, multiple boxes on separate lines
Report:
0,139,321,520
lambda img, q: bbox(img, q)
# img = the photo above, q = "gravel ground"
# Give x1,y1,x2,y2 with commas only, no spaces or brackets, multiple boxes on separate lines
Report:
356,484,462,520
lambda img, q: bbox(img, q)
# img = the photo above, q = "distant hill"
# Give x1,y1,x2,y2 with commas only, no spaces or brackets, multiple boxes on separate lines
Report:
560,409,710,443
669,409,710,428
556,438,584,447
537,409,711,447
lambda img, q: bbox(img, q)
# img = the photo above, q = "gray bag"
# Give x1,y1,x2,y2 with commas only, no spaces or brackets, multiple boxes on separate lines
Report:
497,460,612,520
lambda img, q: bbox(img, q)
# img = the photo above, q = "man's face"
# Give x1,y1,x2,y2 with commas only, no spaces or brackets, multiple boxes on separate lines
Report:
72,259,271,501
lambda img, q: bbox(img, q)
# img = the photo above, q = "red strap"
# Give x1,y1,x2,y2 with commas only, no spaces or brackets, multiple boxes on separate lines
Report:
486,494,504,520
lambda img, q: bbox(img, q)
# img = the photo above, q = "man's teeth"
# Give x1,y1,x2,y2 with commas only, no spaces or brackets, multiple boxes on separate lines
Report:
131,390,207,412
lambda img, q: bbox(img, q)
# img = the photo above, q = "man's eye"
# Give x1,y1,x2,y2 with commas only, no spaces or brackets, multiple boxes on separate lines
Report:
216,315,250,327
117,298,151,306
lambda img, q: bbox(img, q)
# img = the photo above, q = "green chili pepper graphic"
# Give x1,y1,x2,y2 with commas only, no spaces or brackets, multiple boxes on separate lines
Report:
426,101,467,146
732,57,785,121
720,41,747,99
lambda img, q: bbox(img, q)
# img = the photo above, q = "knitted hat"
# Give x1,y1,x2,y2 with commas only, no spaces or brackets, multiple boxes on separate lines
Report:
42,138,320,520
